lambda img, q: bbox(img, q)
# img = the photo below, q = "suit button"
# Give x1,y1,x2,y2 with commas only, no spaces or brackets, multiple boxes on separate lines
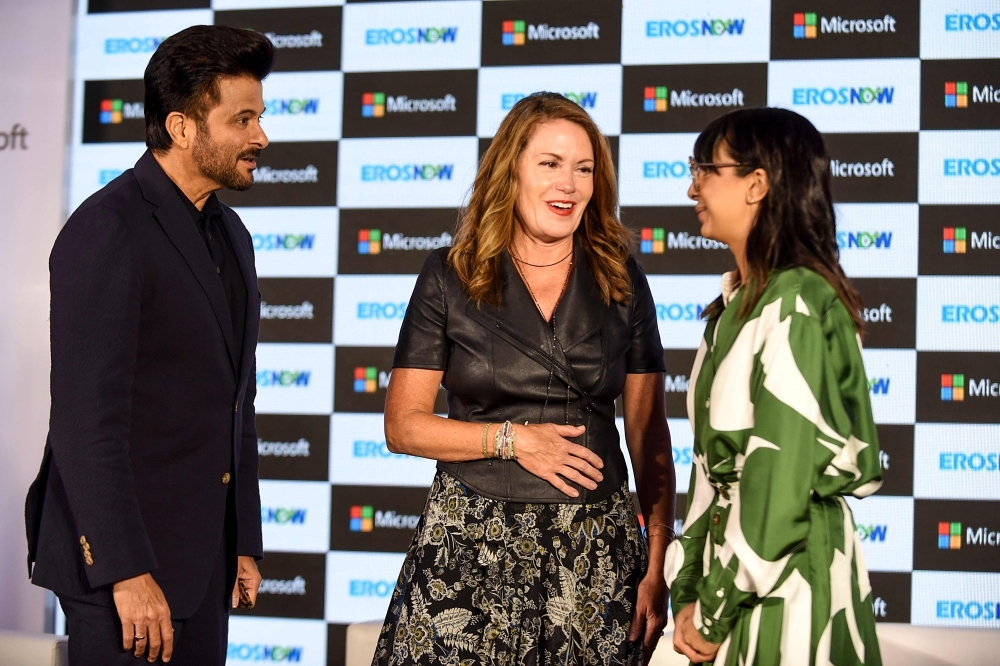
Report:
234,402,239,413
222,473,232,484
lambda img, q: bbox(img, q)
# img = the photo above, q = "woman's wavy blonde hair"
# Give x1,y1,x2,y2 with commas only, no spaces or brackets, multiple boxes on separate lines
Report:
448,92,632,307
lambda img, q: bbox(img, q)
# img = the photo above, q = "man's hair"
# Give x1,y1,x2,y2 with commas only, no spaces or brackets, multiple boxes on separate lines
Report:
144,25,274,153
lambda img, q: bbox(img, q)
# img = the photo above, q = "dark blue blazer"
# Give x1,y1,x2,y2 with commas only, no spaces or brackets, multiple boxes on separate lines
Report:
25,150,263,618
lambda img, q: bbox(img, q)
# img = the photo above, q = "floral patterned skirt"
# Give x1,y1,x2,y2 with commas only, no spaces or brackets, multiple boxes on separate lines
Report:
371,471,648,666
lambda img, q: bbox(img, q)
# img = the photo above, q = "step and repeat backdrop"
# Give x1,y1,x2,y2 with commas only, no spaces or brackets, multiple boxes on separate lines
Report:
67,0,999,663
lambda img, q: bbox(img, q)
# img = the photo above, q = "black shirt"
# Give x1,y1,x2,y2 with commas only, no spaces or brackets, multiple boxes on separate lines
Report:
173,182,247,374
391,246,665,503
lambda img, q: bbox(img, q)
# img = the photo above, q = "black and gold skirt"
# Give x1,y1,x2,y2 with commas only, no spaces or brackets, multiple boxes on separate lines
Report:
371,471,648,666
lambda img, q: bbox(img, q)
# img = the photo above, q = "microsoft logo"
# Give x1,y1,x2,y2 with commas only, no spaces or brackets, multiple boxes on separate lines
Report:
354,367,379,393
943,227,967,254
643,87,668,112
502,20,526,45
793,12,818,39
640,228,665,254
941,374,965,401
100,98,124,124
358,229,381,254
939,522,962,549
350,505,374,532
944,82,968,108
362,92,385,118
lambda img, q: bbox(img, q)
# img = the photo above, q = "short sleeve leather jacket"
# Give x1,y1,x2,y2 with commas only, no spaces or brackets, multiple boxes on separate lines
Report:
393,244,665,503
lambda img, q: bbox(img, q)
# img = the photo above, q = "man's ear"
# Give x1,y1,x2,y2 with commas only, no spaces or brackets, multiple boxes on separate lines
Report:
163,112,195,151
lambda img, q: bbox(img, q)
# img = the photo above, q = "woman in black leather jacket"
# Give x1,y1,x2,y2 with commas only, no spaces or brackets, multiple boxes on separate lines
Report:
371,93,676,666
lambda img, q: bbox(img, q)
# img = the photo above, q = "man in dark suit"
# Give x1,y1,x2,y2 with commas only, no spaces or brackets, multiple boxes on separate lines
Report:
25,26,274,665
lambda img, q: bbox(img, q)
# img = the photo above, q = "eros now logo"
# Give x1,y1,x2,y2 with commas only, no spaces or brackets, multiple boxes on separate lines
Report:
253,234,315,251
261,507,306,524
645,19,746,38
257,370,311,387
360,164,454,182
365,27,458,45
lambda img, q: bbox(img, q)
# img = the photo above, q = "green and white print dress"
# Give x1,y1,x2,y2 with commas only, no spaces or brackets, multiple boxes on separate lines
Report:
664,268,884,666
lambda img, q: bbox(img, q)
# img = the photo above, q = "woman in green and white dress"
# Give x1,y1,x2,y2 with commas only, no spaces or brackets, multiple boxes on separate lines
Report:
665,108,884,666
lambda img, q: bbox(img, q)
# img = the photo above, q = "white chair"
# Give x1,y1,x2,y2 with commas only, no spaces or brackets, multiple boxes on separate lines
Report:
0,629,67,666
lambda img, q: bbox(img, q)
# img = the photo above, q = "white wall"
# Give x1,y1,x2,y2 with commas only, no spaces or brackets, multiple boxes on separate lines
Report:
0,0,74,633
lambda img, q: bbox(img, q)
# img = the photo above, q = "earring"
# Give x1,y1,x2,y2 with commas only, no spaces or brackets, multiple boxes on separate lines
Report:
747,196,755,204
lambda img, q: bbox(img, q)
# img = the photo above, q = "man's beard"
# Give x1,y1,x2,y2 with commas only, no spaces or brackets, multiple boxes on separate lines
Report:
192,126,259,192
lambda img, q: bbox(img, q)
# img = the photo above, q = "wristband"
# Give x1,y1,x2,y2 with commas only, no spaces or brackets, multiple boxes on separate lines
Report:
482,423,492,459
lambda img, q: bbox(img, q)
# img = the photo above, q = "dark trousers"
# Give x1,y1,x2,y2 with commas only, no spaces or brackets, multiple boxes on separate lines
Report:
60,503,236,666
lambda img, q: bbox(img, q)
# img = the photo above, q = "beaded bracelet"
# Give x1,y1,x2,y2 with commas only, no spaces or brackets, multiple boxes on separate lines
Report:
493,420,516,460
482,423,492,459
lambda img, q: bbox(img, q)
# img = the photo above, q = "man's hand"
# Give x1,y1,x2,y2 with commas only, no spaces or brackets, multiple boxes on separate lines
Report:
629,572,669,663
112,573,173,663
672,603,721,663
232,556,262,608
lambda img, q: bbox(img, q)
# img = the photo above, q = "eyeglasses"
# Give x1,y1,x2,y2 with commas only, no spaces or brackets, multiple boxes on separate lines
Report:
688,158,753,186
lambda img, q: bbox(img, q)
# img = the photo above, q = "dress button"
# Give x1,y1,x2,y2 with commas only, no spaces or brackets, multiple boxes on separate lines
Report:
222,473,231,484
712,514,721,525
717,589,725,598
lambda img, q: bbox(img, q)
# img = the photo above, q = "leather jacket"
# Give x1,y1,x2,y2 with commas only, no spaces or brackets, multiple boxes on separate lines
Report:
393,244,665,503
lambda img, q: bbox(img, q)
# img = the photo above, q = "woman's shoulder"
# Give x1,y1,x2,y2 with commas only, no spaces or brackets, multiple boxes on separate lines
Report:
427,246,451,267
415,246,453,280
623,253,650,285
768,268,853,327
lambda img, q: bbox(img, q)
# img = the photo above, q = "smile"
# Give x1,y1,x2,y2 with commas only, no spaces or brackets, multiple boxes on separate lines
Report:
547,201,575,215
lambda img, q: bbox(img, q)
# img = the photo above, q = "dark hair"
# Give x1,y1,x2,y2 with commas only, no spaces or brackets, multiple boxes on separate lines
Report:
696,107,864,331
144,25,274,153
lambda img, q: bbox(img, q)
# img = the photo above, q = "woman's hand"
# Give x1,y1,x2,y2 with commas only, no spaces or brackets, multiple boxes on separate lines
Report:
512,423,603,497
673,604,721,663
629,571,669,663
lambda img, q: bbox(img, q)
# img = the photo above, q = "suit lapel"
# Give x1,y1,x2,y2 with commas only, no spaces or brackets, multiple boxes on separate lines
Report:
133,151,239,375
220,209,258,387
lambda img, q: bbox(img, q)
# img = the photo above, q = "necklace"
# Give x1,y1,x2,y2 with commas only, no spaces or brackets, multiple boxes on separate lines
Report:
514,257,572,321
511,249,573,268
